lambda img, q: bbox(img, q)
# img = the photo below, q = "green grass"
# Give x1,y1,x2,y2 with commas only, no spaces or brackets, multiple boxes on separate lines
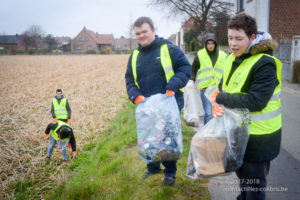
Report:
11,101,210,200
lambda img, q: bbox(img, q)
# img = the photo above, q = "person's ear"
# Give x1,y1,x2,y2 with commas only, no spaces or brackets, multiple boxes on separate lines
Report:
250,34,256,42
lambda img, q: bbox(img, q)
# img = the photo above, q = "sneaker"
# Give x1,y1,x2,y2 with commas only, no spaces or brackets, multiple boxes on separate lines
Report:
142,170,161,179
163,176,175,186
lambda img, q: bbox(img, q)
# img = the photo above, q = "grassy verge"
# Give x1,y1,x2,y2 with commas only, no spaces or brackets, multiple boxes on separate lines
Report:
12,101,210,200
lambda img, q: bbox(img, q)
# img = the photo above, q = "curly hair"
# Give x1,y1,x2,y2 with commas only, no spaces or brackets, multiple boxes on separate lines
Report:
227,13,257,38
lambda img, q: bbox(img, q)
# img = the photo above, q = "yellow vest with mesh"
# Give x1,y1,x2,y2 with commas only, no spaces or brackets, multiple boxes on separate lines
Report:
52,98,68,120
222,53,282,135
50,121,71,141
131,43,183,92
197,49,227,89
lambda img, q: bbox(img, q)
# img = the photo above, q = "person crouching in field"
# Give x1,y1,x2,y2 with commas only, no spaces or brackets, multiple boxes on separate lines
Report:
44,121,77,161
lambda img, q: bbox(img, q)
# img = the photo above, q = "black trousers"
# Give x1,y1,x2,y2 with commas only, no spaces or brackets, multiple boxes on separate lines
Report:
147,161,177,177
236,160,270,200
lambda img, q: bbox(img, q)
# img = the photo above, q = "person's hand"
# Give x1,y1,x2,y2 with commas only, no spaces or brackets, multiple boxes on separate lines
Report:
52,118,57,123
72,151,77,160
67,119,72,125
68,142,71,148
166,90,175,97
210,91,220,103
134,95,145,104
186,80,194,88
212,104,225,117
45,134,50,140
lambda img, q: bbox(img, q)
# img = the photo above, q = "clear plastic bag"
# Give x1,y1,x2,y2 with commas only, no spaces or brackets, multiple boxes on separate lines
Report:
183,84,204,127
186,107,249,179
136,93,183,163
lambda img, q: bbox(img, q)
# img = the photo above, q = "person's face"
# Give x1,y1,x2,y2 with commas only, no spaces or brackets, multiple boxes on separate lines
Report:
206,40,216,52
134,23,155,47
228,28,255,57
56,91,63,99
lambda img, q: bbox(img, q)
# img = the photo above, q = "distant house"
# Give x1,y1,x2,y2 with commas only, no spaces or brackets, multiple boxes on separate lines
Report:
54,36,71,52
176,17,212,52
0,34,25,53
70,26,114,53
168,34,176,45
114,36,138,52
235,0,300,80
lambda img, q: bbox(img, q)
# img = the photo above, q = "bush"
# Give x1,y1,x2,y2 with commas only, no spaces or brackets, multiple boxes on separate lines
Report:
86,49,96,54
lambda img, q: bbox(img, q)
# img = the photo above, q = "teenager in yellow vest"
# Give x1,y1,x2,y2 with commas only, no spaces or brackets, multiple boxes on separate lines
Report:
125,17,191,186
188,33,227,124
51,89,72,124
211,14,282,200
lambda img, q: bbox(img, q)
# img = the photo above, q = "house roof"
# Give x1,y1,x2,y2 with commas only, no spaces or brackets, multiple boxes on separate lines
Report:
0,35,21,44
168,34,176,41
84,28,114,45
182,17,203,29
54,36,71,44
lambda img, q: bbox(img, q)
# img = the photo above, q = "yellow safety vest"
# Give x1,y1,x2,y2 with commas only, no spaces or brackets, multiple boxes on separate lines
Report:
50,121,71,141
52,98,68,120
131,43,184,92
222,53,282,135
197,49,227,89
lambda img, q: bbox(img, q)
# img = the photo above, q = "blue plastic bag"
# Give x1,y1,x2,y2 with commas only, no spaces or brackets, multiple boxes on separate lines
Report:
136,94,183,163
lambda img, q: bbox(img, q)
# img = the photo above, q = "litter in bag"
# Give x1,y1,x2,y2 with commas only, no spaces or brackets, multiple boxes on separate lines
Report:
136,94,183,163
183,85,204,127
186,108,249,179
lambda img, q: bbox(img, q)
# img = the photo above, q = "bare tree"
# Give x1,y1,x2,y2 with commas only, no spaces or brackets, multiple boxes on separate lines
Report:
21,25,45,53
148,0,234,33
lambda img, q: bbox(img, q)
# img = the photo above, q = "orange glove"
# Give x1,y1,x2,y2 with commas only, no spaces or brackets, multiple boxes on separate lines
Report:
210,91,220,103
72,151,77,160
53,118,57,123
134,95,145,104
67,119,72,125
45,134,50,140
166,90,175,97
212,104,225,117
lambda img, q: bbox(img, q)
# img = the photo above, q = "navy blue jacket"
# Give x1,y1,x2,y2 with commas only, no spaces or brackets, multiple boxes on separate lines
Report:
125,36,191,110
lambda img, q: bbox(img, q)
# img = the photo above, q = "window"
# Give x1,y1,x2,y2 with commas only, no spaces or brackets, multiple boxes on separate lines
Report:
75,45,81,50
79,36,84,41
237,0,244,13
87,45,93,50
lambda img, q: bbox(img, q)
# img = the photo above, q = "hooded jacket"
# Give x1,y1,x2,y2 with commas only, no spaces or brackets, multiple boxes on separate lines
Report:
190,33,222,82
125,36,191,110
216,32,281,162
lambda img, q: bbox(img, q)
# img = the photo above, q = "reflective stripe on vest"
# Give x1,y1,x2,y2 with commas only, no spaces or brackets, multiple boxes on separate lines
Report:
50,121,71,141
131,43,184,92
197,49,227,89
222,53,282,135
52,98,68,120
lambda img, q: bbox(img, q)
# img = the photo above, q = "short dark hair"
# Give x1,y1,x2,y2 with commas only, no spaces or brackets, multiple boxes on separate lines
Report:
56,89,62,93
133,16,154,29
59,127,71,139
227,13,257,38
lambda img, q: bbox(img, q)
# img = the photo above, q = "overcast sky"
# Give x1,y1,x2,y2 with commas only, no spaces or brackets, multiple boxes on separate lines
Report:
0,0,185,39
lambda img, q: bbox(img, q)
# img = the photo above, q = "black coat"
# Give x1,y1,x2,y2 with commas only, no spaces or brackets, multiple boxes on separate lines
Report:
216,40,281,162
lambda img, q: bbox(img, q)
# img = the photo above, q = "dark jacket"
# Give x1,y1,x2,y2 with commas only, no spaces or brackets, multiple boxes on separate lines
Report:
125,36,191,110
51,95,72,119
190,33,220,81
45,123,76,152
216,39,281,162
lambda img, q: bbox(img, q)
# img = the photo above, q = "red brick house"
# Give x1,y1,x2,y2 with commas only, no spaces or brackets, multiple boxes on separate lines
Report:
70,27,114,53
236,0,300,80
0,34,25,53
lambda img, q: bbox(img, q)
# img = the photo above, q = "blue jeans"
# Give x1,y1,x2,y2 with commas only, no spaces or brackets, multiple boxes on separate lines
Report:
235,160,270,200
147,161,177,177
200,90,213,125
47,134,69,160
